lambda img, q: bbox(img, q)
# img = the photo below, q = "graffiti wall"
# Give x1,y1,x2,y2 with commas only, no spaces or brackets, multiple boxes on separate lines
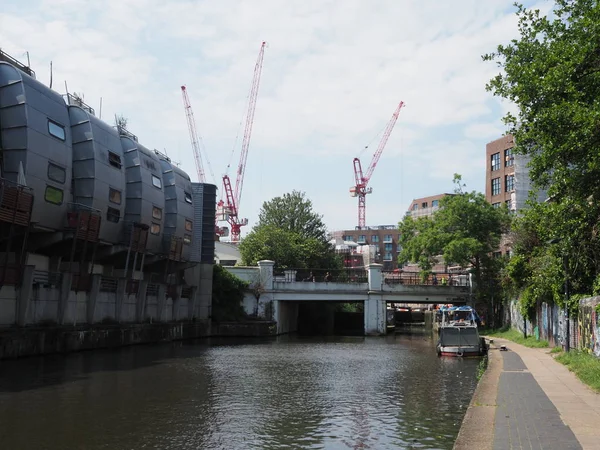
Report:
578,296,600,357
509,296,600,356
508,299,565,347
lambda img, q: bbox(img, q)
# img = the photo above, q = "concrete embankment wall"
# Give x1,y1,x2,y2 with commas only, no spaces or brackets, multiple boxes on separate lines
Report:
0,320,277,359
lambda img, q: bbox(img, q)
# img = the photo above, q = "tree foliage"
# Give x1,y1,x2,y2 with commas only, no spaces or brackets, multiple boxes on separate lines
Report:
257,190,328,241
239,191,339,269
211,265,248,322
398,175,510,322
484,0,600,310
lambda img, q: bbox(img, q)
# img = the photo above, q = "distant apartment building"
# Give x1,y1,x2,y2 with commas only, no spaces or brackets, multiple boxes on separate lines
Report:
331,225,400,271
485,134,547,255
406,193,453,219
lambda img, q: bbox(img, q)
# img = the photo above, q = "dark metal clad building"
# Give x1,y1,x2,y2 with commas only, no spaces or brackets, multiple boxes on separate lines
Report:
0,48,218,318
68,105,126,244
120,136,166,255
158,156,194,261
0,62,73,230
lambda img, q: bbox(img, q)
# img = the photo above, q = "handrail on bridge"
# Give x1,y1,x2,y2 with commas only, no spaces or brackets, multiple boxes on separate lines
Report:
383,271,470,287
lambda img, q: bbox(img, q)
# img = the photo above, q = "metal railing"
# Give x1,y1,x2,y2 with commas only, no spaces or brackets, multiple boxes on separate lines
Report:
273,268,368,284
32,270,62,287
100,276,118,292
383,271,470,287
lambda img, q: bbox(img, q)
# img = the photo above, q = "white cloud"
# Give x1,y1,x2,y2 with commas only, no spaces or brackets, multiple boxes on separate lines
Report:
0,0,530,234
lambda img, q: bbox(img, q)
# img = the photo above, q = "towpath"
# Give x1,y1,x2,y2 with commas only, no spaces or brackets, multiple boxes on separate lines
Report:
454,338,600,450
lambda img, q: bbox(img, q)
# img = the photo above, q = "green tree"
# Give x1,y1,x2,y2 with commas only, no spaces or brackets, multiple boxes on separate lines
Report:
239,191,340,269
257,190,328,240
484,0,600,308
398,175,511,324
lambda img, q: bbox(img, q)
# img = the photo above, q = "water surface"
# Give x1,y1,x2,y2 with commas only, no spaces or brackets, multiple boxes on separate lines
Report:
0,331,479,449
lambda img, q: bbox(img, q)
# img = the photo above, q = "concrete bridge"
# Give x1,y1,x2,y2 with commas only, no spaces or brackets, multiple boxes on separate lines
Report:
225,261,471,336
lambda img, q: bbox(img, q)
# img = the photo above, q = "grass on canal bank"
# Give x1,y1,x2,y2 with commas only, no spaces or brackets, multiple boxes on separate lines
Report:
553,350,600,393
484,327,549,348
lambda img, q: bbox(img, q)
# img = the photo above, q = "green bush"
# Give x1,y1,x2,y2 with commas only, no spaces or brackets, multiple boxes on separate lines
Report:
211,265,248,322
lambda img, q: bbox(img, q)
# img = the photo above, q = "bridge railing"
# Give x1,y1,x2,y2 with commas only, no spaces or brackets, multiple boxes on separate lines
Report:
273,268,368,284
383,271,470,287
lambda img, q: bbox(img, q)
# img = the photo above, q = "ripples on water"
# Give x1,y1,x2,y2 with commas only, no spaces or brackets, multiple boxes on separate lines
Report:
0,331,479,450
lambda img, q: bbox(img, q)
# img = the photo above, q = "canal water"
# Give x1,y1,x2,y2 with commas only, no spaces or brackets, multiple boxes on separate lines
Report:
0,331,479,450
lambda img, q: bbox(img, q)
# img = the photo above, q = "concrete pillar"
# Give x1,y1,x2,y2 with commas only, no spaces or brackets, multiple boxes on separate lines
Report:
115,278,127,322
16,265,35,326
366,263,385,334
196,263,214,321
188,285,198,320
86,274,102,324
136,280,148,322
367,263,383,291
171,285,183,321
364,294,386,335
257,260,275,290
58,272,73,325
156,284,167,322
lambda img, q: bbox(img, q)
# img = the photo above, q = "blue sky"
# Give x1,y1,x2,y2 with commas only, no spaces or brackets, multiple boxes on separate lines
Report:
0,0,547,238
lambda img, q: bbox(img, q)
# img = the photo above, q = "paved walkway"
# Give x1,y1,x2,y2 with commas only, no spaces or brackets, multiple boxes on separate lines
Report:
455,338,600,450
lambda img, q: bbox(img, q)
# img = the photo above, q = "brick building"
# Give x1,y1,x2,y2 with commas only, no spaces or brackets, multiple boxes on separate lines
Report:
331,225,400,271
485,135,515,209
406,193,453,219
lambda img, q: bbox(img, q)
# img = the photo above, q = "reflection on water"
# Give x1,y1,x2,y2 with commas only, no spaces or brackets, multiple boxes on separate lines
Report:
0,332,479,449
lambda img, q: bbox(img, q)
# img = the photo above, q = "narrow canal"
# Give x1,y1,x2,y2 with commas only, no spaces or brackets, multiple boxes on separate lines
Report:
0,331,479,450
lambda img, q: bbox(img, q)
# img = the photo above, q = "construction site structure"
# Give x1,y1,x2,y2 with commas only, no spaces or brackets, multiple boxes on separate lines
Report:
350,101,405,228
216,41,267,243
180,85,206,183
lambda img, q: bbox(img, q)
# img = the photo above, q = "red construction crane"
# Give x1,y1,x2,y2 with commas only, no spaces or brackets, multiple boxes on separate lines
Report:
181,85,206,183
350,101,405,228
217,41,267,243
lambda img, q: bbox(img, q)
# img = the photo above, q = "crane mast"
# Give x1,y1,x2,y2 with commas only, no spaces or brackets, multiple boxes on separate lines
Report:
181,85,206,183
218,41,267,243
350,101,405,228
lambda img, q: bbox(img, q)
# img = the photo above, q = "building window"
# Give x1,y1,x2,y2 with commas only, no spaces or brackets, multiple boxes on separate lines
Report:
109,188,121,205
144,158,156,171
108,151,122,169
358,235,366,243
505,174,515,192
185,219,193,231
422,202,428,208
183,234,192,245
492,202,501,208
384,234,392,242
385,243,393,251
431,200,439,207
505,147,514,167
491,177,501,196
152,206,162,220
384,252,392,261
491,152,500,171
371,235,379,243
493,251,502,258
184,192,192,204
150,223,161,235
44,186,63,205
506,199,512,209
48,119,65,141
412,203,418,210
106,207,120,223
151,175,162,189
47,163,66,184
